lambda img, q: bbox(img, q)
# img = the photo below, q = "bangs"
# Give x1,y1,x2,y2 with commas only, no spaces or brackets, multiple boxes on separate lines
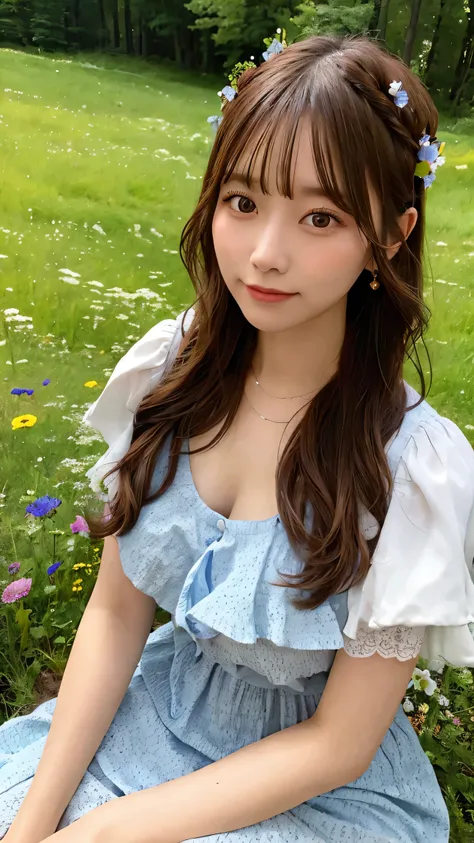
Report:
219,67,396,244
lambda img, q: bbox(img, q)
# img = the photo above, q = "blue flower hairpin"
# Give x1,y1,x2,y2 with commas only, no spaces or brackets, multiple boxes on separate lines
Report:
207,29,288,135
388,80,409,108
218,85,237,103
262,37,284,61
415,134,446,188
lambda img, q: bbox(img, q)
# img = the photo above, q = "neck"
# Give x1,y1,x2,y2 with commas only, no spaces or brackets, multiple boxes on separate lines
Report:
253,301,346,396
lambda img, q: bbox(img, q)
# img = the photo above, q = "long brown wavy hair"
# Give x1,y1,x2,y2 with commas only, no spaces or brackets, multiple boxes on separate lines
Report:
86,34,438,610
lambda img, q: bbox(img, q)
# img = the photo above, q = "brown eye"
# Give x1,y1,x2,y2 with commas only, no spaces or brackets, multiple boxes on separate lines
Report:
311,213,331,228
232,195,255,214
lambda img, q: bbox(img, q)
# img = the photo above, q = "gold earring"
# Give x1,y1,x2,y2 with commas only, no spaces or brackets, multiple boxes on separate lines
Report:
369,269,380,290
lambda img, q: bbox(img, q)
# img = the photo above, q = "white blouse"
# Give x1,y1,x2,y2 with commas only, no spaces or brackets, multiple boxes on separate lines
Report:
82,310,474,667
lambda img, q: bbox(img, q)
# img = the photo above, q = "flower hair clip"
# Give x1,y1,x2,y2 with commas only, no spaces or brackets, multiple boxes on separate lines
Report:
207,28,288,134
415,134,446,188
388,80,409,108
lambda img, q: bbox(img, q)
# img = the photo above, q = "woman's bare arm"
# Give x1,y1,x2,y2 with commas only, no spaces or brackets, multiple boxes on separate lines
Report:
6,512,156,843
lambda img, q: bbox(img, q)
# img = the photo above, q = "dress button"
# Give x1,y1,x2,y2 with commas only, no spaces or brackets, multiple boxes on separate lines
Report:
216,518,226,532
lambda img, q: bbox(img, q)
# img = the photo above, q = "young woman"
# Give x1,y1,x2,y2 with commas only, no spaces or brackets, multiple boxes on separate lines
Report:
1,33,474,843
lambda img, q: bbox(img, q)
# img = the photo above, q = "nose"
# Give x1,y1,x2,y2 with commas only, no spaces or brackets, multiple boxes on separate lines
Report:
249,216,290,275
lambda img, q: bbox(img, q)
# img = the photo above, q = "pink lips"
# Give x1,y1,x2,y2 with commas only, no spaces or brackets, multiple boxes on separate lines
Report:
246,284,296,304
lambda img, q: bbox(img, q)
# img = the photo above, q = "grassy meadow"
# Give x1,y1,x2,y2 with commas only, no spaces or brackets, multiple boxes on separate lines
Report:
0,47,474,838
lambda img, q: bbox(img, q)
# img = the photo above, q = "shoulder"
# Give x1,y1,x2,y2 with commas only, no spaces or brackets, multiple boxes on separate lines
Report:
345,384,474,668
82,307,195,445
81,307,195,498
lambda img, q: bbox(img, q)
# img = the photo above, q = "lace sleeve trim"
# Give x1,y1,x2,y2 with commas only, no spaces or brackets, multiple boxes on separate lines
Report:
343,625,425,661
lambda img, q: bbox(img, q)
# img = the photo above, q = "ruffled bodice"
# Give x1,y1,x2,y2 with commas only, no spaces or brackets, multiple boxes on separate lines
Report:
83,310,474,685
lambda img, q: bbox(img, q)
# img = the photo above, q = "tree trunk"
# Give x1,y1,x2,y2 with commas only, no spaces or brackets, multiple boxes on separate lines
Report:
369,0,382,34
98,0,108,48
425,0,445,81
378,0,390,41
112,0,120,49
124,0,133,54
450,8,474,100
173,27,182,65
403,0,423,66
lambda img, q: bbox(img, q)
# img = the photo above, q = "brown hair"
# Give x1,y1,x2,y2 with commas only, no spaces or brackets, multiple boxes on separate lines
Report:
87,34,438,610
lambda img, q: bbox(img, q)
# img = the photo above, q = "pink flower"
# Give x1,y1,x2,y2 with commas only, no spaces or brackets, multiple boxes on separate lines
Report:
452,717,461,726
8,562,21,575
70,515,90,535
1,577,32,604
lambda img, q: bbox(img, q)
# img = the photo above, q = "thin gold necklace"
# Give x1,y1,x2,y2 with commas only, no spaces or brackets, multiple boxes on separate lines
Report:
244,390,314,424
251,365,319,400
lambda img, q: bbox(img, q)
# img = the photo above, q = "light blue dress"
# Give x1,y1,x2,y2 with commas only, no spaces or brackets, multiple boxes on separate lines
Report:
2,381,474,841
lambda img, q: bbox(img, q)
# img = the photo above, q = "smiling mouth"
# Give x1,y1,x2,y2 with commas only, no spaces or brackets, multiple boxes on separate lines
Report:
247,284,295,296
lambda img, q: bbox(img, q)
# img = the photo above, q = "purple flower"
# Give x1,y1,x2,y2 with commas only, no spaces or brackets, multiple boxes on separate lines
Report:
70,515,90,534
11,388,34,396
25,495,62,518
1,577,32,604
8,562,21,575
47,560,63,576
452,717,461,726
42,378,51,386
423,172,436,189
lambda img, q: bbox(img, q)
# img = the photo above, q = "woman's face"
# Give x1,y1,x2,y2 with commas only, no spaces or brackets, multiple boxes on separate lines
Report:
212,117,380,334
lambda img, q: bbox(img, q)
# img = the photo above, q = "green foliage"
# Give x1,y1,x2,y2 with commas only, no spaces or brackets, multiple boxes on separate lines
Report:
290,0,374,37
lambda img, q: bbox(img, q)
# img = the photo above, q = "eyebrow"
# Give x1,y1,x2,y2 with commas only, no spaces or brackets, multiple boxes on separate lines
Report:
223,172,329,198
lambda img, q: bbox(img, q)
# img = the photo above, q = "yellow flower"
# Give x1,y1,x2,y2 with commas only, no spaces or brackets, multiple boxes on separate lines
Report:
84,380,98,388
99,350,105,355
72,586,77,592
418,703,430,714
11,414,37,430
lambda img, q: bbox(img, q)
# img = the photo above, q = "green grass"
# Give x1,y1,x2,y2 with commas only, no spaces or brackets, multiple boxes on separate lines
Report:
0,49,473,836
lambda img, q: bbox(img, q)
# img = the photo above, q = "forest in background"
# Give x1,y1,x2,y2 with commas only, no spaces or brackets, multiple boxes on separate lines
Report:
0,0,473,113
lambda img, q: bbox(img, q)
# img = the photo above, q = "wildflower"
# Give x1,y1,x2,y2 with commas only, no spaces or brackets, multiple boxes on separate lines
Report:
70,515,90,535
418,703,429,714
438,695,449,707
11,414,37,430
403,698,414,713
388,80,409,108
47,561,63,576
1,577,32,604
84,380,98,388
262,38,284,62
25,495,62,518
217,85,237,103
452,717,461,726
411,667,437,696
8,562,21,575
11,388,34,396
42,378,51,386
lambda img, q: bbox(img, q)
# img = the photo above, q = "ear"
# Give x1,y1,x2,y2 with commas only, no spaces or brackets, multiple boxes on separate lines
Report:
386,207,418,260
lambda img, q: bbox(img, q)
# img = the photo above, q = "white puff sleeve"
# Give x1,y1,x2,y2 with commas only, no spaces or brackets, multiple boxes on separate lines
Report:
82,308,195,501
344,414,474,667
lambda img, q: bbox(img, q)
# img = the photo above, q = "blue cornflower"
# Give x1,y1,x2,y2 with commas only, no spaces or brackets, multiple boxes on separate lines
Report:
11,388,34,396
47,560,64,576
25,495,62,518
42,378,51,386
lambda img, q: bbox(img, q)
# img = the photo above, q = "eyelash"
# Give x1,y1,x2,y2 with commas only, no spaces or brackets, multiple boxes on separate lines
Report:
221,190,344,227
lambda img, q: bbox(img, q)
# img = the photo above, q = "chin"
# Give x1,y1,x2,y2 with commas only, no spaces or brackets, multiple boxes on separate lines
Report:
235,298,305,334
